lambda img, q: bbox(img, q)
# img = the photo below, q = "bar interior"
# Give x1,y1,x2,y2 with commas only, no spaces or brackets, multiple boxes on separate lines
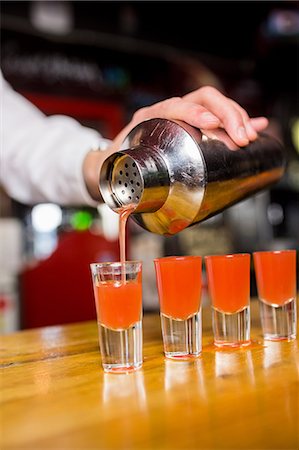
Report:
1,2,298,449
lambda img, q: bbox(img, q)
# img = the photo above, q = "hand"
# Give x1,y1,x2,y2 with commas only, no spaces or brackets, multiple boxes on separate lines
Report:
182,86,268,146
131,86,268,146
84,86,269,201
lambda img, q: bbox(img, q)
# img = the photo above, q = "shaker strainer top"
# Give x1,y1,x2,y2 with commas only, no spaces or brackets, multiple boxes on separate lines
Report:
100,142,170,213
111,155,144,206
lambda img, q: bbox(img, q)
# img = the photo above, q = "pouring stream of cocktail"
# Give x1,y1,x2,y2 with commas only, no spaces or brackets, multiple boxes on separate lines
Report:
118,204,136,282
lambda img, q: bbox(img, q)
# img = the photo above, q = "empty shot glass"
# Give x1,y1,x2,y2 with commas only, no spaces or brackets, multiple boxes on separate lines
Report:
154,256,202,359
90,261,143,372
253,250,297,341
205,253,251,347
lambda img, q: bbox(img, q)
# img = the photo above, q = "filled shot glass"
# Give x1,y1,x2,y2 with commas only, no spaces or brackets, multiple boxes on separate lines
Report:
90,261,143,373
205,253,251,347
253,250,297,341
154,256,202,359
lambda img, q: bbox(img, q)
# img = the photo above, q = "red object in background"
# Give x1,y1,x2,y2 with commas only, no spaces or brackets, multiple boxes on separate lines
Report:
20,230,120,329
18,92,128,328
20,92,125,139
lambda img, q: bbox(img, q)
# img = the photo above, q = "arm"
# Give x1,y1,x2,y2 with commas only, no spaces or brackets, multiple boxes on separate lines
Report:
1,71,268,206
1,71,110,206
84,87,268,202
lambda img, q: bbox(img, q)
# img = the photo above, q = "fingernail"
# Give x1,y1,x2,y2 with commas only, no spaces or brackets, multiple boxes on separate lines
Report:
238,126,249,142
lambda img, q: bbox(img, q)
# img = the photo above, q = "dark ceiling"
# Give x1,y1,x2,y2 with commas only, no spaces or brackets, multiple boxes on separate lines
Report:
1,1,298,58
1,1,298,107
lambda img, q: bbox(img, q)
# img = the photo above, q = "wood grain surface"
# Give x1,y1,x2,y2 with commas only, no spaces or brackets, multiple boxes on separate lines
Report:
1,300,298,449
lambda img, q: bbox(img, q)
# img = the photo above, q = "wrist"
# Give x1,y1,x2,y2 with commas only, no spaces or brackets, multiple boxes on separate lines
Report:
83,147,116,202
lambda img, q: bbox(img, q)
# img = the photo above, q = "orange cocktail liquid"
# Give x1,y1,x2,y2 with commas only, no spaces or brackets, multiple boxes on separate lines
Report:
119,205,136,265
205,255,250,313
253,251,296,306
155,257,202,320
95,279,142,329
96,204,140,330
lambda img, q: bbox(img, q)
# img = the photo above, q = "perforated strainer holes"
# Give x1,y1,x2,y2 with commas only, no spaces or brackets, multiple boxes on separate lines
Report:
113,157,143,205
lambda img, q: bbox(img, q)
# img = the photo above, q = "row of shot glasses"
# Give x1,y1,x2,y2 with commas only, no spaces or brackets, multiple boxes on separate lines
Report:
90,249,297,373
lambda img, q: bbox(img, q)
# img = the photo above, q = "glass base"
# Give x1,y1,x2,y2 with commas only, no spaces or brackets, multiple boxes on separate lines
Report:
212,306,250,348
98,320,143,373
160,310,202,359
259,297,297,341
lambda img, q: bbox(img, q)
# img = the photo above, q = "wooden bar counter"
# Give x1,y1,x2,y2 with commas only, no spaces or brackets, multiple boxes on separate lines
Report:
1,300,298,449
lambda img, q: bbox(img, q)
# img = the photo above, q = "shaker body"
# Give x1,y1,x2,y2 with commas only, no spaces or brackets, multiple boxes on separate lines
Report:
99,119,285,235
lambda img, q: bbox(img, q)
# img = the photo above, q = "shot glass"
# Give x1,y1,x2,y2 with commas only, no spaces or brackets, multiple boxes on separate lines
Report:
205,253,251,347
90,261,143,373
253,250,297,341
154,256,202,359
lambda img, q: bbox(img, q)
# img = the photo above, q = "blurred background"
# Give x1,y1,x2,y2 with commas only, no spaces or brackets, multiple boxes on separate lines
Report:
1,0,298,332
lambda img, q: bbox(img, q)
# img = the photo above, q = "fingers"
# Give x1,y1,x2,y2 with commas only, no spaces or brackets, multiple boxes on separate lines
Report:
132,87,269,148
133,97,221,129
184,87,252,146
249,117,269,131
184,86,269,146
229,99,258,141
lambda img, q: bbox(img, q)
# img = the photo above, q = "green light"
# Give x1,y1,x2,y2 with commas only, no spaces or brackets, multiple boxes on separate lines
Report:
70,211,93,230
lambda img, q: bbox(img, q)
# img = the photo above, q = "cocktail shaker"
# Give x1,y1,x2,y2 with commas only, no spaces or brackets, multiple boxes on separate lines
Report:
99,119,286,235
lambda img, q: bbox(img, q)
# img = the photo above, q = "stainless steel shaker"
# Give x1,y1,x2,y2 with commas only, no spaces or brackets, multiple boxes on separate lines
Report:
99,119,286,235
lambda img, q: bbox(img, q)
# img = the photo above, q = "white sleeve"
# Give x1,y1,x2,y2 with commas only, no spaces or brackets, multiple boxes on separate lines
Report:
0,71,112,206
